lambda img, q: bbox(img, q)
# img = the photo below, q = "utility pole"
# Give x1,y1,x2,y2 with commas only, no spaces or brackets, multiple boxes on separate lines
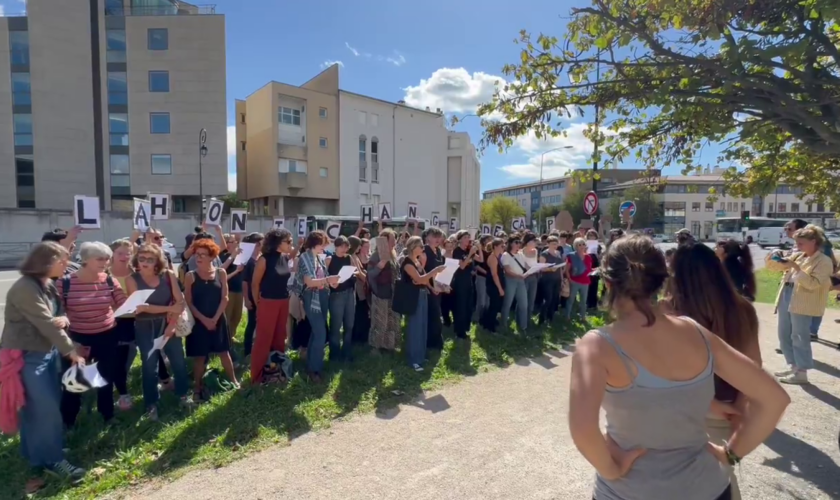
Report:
591,50,601,229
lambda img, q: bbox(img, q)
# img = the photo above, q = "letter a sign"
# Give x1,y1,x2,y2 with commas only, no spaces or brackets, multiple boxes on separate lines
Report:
377,202,392,222
133,198,152,231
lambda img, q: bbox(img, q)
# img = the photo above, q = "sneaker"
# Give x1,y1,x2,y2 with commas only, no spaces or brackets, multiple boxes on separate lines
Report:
46,460,86,481
774,366,796,377
810,334,819,341
180,395,196,408
779,371,809,385
412,364,424,372
159,379,175,392
117,395,133,411
145,405,159,421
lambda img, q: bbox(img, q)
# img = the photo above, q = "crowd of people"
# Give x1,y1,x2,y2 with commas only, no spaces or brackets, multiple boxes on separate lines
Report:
1,216,838,499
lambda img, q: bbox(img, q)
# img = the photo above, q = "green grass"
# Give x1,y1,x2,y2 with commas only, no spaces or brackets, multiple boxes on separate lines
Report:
0,313,601,499
754,268,839,309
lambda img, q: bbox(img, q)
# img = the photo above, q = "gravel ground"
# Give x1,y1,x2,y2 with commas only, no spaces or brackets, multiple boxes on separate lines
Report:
123,303,840,500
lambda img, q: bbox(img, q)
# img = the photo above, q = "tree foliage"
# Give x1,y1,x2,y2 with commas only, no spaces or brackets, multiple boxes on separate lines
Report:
605,186,663,229
480,196,526,226
478,0,840,208
560,190,589,226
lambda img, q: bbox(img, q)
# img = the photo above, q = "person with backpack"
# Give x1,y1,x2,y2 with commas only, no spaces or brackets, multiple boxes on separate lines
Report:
55,242,127,427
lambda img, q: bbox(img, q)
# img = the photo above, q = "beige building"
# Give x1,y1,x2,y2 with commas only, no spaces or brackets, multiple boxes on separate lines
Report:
0,0,226,212
236,65,341,216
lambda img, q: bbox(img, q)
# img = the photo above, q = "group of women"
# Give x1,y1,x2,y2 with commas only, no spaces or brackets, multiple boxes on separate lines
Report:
2,216,837,499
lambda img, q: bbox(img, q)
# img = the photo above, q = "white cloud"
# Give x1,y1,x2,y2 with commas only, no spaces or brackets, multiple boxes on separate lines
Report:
344,42,359,57
320,60,344,69
403,67,504,115
387,53,406,67
227,125,236,193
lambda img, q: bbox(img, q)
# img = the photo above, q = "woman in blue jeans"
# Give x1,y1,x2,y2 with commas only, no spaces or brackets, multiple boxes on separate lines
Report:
565,238,593,319
326,236,357,362
500,237,530,333
1,242,86,484
295,231,339,383
399,237,445,371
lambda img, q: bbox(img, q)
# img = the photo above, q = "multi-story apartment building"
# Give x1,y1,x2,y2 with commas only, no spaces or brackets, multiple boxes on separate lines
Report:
482,169,647,223
237,64,482,229
0,0,227,212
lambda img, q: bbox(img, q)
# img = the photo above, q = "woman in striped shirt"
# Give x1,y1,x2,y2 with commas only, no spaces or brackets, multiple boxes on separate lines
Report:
56,241,127,426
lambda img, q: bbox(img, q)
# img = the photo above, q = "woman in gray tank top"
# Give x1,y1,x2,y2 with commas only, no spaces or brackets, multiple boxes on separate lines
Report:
569,235,790,500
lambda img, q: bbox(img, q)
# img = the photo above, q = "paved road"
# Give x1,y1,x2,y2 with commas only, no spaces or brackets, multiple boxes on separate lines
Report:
125,303,840,500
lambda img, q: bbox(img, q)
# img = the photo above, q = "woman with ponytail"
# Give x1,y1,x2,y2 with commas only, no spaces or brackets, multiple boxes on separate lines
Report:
715,239,756,301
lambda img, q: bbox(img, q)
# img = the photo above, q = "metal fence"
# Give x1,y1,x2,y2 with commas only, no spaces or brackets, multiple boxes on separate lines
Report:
0,243,36,269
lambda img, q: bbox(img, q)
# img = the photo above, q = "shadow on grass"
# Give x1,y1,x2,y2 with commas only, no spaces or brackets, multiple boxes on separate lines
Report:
0,311,598,499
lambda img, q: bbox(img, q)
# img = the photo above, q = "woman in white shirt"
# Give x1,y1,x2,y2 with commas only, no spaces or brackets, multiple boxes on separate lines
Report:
521,233,541,319
500,236,530,334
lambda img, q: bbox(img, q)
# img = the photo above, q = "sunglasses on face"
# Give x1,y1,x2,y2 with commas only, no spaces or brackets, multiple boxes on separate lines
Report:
196,252,210,259
137,256,155,264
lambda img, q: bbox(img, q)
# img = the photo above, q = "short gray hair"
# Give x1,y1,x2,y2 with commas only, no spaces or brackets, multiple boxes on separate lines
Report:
573,237,587,249
78,241,113,264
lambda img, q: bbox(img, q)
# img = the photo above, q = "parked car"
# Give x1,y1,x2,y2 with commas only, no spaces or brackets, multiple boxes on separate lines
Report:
757,227,793,249
652,234,670,243
825,231,840,245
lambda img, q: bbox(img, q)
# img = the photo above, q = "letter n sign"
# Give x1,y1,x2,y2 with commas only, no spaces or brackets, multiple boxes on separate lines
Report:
407,202,418,221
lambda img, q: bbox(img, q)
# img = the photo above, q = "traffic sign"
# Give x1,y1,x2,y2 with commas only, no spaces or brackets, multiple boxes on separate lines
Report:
619,200,637,217
583,191,599,216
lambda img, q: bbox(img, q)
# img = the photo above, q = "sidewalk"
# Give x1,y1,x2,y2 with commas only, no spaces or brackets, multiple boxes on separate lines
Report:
126,304,840,500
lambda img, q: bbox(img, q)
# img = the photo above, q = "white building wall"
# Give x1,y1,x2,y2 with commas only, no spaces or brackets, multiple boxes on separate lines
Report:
446,132,482,229
338,92,448,219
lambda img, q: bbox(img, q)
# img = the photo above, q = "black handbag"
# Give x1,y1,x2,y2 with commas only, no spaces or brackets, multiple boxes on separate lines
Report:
392,262,420,315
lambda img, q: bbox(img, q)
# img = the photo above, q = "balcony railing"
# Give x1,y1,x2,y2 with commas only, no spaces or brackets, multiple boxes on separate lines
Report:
106,4,216,16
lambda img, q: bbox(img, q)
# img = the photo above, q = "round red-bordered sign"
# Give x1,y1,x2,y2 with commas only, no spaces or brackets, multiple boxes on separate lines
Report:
583,191,599,216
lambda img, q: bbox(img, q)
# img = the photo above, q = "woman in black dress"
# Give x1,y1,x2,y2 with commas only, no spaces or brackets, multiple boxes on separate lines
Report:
184,238,239,401
480,238,506,332
422,227,446,349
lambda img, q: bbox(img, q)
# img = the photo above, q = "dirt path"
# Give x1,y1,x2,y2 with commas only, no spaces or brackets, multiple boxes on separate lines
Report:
124,304,840,500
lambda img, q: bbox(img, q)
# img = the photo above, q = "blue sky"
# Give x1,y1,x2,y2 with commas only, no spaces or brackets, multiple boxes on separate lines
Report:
1,0,724,193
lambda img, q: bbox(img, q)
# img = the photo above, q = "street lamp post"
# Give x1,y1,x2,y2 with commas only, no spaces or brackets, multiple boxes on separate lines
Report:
538,146,574,232
198,128,208,220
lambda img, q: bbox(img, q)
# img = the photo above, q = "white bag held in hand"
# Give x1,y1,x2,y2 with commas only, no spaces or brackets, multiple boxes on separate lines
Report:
173,308,194,338
62,365,93,394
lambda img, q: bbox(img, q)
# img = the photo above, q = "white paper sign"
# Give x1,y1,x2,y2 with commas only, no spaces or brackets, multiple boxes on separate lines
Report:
133,198,152,231
407,202,419,221
449,217,459,233
336,265,357,283
114,289,155,317
81,362,109,388
147,335,169,360
273,218,285,229
434,258,461,286
511,218,523,232
149,193,170,220
205,199,224,226
230,210,248,234
325,221,341,240
481,224,491,235
523,263,559,277
431,212,440,227
297,215,307,237
546,218,555,233
587,241,600,254
360,205,374,224
73,195,101,229
234,242,256,265
377,202,392,222
494,225,504,236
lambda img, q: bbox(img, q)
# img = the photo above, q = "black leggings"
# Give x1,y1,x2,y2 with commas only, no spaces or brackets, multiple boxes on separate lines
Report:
61,329,118,426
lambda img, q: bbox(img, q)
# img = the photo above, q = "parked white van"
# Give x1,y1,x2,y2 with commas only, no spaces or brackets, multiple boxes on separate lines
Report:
757,226,793,249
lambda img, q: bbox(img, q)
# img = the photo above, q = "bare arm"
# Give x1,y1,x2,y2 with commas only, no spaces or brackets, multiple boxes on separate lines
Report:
251,257,266,306
489,254,503,292
184,272,209,322
212,269,229,322
403,261,443,285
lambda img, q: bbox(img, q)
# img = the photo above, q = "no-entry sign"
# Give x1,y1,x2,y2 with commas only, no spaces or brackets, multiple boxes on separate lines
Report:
583,191,599,216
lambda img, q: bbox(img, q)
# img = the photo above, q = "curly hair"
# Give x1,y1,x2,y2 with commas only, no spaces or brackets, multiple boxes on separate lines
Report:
131,243,168,275
262,228,291,255
191,238,221,259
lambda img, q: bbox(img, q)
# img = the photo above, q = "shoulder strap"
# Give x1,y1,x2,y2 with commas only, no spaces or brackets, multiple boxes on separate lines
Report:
62,276,71,308
594,329,638,384
106,275,114,289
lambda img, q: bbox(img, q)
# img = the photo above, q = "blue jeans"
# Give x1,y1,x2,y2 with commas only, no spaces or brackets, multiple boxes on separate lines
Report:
566,282,589,319
502,278,529,332
406,290,429,366
328,289,356,361
135,317,188,408
777,285,815,370
525,275,539,318
810,315,823,336
19,350,64,468
304,288,330,374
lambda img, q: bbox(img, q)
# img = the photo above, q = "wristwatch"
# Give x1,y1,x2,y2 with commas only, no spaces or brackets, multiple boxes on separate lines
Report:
724,442,741,466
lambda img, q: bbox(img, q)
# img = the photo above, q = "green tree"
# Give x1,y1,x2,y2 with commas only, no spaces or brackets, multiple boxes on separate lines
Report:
481,197,526,226
533,204,562,230
560,190,588,226
220,193,248,213
605,186,663,229
478,0,840,208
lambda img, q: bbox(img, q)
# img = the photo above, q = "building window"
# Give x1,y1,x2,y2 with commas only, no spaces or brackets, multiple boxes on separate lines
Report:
10,31,30,66
13,113,32,146
691,202,700,212
241,141,246,151
319,137,327,148
278,159,307,174
448,136,462,149
110,154,129,174
817,203,825,212
371,113,378,127
359,164,366,182
319,107,328,118
358,111,367,125
719,202,725,211
358,136,366,162
109,113,129,146
278,107,301,126
791,203,800,212
371,138,378,163
320,167,328,178
705,202,713,212
727,202,734,212
172,196,186,213
151,154,172,175
147,28,168,50
106,29,126,63
149,71,170,92
11,73,31,106
110,154,130,193
740,202,745,211
150,112,171,134
372,164,379,184
240,113,246,124
778,203,787,213
108,72,128,105
768,203,774,213
15,154,35,208
105,0,124,15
